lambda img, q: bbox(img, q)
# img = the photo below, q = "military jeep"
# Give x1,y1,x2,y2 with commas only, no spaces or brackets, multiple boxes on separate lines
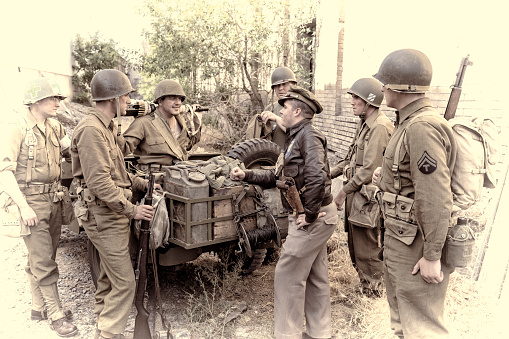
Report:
63,138,288,284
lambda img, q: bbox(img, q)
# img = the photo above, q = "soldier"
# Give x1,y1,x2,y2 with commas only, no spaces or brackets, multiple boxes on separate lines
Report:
70,69,154,339
330,78,394,297
230,86,338,339
121,79,202,170
0,78,78,336
372,49,456,338
244,66,297,149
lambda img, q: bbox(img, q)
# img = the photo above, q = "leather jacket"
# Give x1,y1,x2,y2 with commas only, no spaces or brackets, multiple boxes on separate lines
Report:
244,119,333,223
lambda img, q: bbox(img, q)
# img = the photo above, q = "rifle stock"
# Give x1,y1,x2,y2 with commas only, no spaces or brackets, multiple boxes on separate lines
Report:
134,173,156,339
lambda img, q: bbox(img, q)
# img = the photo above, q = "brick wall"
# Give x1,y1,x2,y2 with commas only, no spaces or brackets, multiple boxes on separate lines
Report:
315,86,505,159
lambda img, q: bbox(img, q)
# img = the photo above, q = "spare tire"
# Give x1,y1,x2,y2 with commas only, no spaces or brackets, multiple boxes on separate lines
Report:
227,138,281,169
226,138,282,273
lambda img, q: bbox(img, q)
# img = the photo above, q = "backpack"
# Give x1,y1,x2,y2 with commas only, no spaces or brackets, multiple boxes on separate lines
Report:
448,117,499,210
394,114,499,211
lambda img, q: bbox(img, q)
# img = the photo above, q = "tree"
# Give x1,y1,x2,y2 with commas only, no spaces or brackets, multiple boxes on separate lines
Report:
71,33,124,103
139,0,316,111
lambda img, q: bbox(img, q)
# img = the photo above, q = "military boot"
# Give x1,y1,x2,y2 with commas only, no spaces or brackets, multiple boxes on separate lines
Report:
50,317,78,337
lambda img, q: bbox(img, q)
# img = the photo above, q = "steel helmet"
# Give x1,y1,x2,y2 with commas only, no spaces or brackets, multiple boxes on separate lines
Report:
347,78,384,107
23,78,66,105
271,67,297,88
373,49,432,93
154,79,186,103
90,69,134,101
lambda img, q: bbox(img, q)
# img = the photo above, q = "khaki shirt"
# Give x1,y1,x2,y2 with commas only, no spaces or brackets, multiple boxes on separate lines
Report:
120,108,201,165
378,98,456,260
263,101,285,149
331,109,394,194
0,108,65,185
71,107,145,219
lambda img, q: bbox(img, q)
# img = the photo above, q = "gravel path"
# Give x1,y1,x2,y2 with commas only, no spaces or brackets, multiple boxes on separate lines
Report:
1,229,102,339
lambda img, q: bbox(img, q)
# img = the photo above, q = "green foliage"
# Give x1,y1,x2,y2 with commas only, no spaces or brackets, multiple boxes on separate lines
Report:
139,0,316,106
71,33,122,101
138,0,316,146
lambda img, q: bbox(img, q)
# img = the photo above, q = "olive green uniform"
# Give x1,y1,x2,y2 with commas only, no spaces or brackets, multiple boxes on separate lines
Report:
0,109,67,321
71,107,146,335
378,98,456,338
121,107,202,166
244,101,286,149
331,109,393,294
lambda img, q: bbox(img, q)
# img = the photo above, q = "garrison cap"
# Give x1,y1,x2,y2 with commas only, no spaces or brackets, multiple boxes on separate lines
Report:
278,85,323,114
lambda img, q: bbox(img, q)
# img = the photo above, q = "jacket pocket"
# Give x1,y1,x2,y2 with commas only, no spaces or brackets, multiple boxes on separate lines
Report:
384,217,418,246
284,165,298,178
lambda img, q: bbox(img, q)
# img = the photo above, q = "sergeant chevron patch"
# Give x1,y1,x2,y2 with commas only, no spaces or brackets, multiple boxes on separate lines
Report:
417,151,437,174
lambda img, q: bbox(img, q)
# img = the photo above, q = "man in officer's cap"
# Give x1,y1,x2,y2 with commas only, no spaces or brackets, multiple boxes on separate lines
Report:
230,85,338,339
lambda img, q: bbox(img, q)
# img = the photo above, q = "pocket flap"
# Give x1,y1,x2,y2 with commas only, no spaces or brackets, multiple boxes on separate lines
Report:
284,165,298,177
385,217,418,246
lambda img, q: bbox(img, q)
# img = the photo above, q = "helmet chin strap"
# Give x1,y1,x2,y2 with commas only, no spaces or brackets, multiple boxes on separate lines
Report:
359,102,369,119
116,97,121,136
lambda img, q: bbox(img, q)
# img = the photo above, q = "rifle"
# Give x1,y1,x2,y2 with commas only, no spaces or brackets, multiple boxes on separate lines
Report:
134,172,156,339
127,100,209,117
444,55,473,121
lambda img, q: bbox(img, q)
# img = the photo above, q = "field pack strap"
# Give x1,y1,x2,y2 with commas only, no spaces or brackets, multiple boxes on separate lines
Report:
24,126,37,185
392,112,437,194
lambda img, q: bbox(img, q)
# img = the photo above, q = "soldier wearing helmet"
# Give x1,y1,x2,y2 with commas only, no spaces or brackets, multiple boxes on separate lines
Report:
372,49,456,337
70,69,155,339
244,66,297,149
231,86,338,339
120,79,202,169
0,77,78,336
330,77,394,298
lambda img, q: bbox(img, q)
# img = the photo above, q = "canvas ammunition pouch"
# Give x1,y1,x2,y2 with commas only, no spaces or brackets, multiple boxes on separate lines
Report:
74,183,132,226
348,184,379,228
380,192,418,246
53,184,76,226
442,217,475,267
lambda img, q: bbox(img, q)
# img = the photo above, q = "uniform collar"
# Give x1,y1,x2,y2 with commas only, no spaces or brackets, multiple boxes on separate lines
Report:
363,108,381,129
286,118,312,137
396,97,432,125
88,107,114,130
154,108,187,130
25,107,38,129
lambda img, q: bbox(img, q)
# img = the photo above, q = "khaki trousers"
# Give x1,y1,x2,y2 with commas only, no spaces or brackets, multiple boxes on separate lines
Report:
345,193,383,292
23,193,66,320
274,202,337,339
384,231,454,338
83,202,135,335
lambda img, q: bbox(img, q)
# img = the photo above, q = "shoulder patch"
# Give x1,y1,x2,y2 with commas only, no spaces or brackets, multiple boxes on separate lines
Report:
417,151,437,174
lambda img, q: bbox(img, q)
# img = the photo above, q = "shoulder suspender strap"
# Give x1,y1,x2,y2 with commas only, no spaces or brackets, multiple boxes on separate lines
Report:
392,130,406,194
392,111,437,194
24,126,37,185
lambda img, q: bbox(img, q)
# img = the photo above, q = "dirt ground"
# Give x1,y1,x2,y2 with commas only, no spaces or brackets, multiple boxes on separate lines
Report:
2,104,508,339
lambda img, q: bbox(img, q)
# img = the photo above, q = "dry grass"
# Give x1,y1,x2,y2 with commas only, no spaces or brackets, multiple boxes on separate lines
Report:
177,220,509,338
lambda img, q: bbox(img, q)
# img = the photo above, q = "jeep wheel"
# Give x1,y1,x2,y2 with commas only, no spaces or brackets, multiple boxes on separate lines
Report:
227,138,281,169
218,245,267,274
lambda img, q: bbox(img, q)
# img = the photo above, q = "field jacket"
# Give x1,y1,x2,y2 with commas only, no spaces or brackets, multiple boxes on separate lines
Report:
244,118,332,223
